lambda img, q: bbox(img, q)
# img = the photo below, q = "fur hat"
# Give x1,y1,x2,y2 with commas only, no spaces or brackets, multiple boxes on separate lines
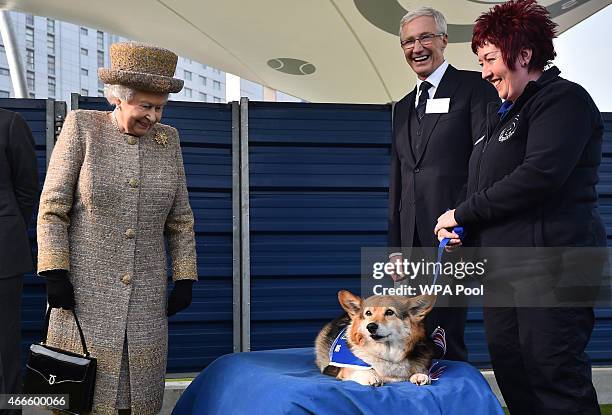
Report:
98,42,184,94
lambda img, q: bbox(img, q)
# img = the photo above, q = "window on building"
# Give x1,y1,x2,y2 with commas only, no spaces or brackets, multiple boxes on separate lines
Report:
199,92,207,101
48,55,55,74
213,97,222,103
199,75,206,86
26,71,35,93
28,92,35,98
81,89,89,96
81,68,88,76
0,90,10,98
47,18,55,34
213,69,221,75
25,27,34,49
47,34,55,54
97,50,104,68
98,89,104,97
48,76,56,97
0,68,9,76
81,48,88,56
97,31,104,50
184,87,192,98
213,80,221,90
26,49,34,71
26,14,34,27
201,63,207,70
184,70,192,81
98,80,104,89
80,27,88,36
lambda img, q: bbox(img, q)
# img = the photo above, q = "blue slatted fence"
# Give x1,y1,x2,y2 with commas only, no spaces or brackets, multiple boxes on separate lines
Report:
12,96,612,372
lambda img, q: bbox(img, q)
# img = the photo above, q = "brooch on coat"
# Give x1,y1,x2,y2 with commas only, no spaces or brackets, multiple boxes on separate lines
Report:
153,131,168,147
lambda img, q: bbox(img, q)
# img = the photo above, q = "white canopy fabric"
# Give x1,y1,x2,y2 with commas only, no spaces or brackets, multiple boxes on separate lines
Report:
4,0,610,103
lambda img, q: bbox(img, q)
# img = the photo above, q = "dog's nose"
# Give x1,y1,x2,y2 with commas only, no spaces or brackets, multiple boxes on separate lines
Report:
366,323,378,334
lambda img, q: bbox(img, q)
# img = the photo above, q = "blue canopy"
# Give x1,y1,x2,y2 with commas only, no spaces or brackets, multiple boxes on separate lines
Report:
173,348,504,415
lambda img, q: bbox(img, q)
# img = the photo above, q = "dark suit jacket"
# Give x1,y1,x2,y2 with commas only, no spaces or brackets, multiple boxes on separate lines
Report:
388,65,499,248
0,108,39,278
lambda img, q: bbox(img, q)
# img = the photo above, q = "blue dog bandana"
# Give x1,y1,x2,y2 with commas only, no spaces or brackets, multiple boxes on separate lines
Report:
328,328,372,370
328,326,448,371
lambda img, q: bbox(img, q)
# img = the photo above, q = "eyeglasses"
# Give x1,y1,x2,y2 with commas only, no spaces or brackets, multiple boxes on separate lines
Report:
400,33,445,50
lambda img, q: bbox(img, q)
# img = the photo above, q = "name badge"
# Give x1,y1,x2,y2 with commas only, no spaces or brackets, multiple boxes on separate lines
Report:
426,98,450,114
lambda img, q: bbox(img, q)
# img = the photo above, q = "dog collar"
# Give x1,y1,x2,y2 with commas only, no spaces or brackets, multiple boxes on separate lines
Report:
328,328,372,370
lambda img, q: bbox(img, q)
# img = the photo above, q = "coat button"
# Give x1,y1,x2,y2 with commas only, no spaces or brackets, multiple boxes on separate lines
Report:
414,167,420,173
127,136,137,145
125,228,135,239
121,274,131,285
128,178,139,188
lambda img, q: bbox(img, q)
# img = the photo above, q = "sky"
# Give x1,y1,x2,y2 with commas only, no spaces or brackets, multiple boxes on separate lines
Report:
553,4,611,111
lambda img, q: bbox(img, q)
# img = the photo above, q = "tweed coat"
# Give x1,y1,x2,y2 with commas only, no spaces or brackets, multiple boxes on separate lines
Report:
37,110,197,414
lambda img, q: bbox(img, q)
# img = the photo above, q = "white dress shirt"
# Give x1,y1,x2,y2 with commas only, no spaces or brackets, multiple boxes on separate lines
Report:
414,60,449,106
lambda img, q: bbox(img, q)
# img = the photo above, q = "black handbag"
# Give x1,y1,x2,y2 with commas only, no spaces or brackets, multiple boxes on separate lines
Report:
23,307,97,414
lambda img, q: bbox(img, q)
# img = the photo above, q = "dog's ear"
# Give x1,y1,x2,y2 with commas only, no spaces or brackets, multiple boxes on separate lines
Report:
338,290,362,318
406,295,436,322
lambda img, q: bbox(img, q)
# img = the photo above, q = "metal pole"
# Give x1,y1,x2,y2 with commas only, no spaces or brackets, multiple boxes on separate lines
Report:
231,101,242,353
45,99,54,169
0,10,28,98
239,97,251,352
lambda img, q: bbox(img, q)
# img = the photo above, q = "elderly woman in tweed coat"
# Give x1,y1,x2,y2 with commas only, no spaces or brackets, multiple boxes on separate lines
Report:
37,42,197,414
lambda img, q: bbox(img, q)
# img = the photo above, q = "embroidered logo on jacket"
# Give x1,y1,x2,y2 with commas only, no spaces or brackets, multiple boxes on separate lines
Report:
498,114,520,142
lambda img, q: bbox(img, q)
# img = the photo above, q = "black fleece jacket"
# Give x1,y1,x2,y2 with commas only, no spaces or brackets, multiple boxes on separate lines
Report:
455,67,606,247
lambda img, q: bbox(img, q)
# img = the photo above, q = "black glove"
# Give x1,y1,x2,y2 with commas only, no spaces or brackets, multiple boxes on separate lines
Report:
167,280,194,317
43,269,75,310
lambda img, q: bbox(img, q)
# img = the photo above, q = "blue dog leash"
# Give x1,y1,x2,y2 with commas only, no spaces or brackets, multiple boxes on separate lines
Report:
433,226,464,285
328,229,463,372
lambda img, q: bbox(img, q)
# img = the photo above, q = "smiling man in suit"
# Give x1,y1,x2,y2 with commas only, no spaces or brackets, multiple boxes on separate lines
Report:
388,7,498,361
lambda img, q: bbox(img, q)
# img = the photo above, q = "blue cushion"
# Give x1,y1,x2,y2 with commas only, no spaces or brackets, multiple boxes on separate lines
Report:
172,348,504,415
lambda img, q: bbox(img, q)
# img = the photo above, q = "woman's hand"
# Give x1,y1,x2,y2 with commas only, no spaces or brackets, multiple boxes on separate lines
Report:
167,280,194,317
43,269,75,310
436,228,462,251
434,210,461,251
434,209,458,235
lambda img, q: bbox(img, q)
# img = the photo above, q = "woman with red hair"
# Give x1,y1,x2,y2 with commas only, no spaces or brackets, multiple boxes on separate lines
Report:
434,1,605,414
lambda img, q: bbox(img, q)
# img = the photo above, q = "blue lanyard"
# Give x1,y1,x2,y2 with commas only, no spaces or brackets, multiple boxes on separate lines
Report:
497,100,514,120
433,226,464,285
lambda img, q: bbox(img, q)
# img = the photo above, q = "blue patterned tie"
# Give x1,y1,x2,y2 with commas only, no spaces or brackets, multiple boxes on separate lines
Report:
416,81,433,121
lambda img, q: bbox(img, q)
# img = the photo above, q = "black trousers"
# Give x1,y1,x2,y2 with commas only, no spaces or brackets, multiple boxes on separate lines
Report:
412,226,468,361
0,275,23,415
484,307,599,415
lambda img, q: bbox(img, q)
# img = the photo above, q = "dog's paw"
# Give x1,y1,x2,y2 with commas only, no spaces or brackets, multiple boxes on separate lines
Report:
350,369,384,387
409,373,430,386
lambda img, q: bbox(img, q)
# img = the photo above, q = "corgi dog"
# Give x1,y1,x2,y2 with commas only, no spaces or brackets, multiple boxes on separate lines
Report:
315,290,436,387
